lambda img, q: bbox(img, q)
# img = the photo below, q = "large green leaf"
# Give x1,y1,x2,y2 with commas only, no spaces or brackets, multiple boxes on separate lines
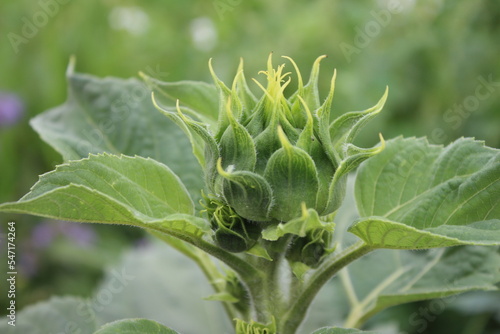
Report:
0,296,97,334
351,137,500,249
0,154,210,239
302,176,500,331
30,68,203,199
94,319,180,334
341,246,500,327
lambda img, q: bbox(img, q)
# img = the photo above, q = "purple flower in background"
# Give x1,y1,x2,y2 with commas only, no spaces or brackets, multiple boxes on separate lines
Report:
0,91,24,126
134,236,151,249
31,222,57,248
62,223,97,247
19,251,39,277
20,221,98,277
31,220,97,249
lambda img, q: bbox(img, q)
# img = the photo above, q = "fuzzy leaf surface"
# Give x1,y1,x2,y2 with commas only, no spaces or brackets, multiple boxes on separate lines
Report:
351,137,500,249
302,176,500,331
341,246,500,327
0,154,210,239
30,71,203,199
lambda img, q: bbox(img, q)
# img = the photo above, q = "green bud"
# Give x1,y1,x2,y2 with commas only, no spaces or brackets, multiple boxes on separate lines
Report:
216,158,273,222
203,194,261,253
286,228,332,268
235,317,276,334
214,221,261,253
154,54,387,225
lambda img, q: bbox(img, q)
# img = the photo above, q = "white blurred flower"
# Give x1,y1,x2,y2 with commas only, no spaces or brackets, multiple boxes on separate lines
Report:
109,6,150,36
190,17,217,52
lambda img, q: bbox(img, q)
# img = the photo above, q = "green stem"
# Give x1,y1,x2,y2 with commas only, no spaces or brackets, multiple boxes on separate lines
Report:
268,235,292,308
280,241,373,334
249,235,293,324
249,259,273,324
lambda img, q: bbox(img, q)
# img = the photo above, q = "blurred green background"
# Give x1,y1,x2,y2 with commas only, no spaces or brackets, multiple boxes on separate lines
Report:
0,0,499,333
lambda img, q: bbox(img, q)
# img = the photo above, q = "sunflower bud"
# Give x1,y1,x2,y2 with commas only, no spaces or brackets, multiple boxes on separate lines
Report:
286,229,332,268
203,195,261,252
151,54,387,229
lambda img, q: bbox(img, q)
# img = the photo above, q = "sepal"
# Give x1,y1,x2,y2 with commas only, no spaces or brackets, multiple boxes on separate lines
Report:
329,87,388,157
264,127,319,222
203,195,261,252
216,159,274,222
322,134,385,215
262,203,334,241
218,98,257,171
286,227,334,269
152,95,219,189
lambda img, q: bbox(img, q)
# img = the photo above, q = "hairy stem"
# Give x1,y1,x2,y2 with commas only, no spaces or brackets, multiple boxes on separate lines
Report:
280,241,373,333
248,235,294,324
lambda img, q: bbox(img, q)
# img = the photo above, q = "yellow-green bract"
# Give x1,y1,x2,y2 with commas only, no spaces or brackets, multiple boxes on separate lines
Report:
152,54,387,224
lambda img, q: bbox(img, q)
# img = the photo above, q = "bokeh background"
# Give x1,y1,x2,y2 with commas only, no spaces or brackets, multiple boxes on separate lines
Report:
1,0,499,333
